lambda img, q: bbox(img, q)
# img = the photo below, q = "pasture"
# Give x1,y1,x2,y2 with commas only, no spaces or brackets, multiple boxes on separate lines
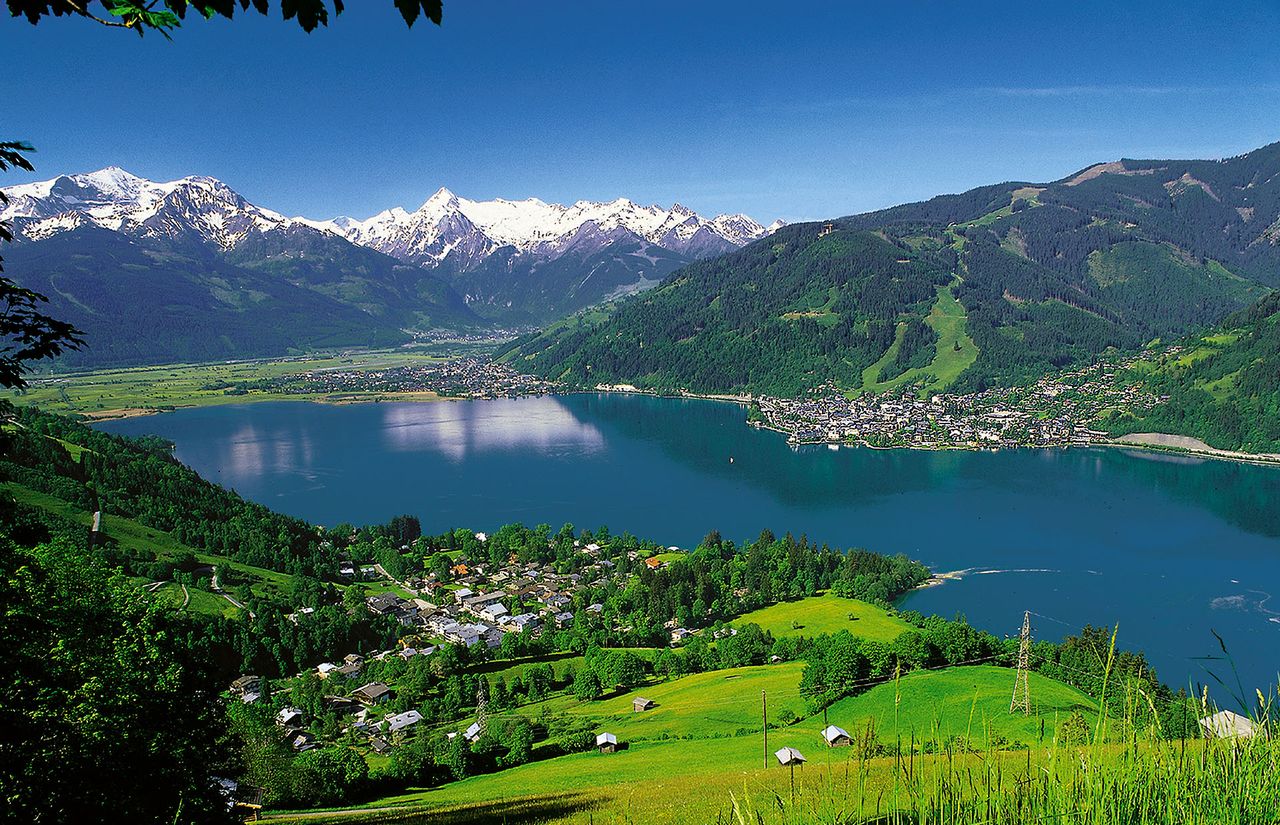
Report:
734,593,911,642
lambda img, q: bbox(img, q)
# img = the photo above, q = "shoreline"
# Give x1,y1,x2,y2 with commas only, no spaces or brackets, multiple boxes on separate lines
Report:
43,383,1280,468
65,390,458,421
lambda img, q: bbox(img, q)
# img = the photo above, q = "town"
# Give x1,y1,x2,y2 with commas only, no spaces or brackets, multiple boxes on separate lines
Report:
749,351,1168,450
249,356,559,399
224,534,699,765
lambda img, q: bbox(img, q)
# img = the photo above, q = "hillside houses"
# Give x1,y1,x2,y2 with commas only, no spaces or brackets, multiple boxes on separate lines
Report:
753,351,1164,451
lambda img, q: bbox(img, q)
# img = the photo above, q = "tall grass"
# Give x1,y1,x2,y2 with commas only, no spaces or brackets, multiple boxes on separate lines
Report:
726,644,1279,825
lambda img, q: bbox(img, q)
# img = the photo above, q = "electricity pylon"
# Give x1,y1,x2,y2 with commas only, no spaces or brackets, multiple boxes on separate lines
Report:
1010,610,1032,715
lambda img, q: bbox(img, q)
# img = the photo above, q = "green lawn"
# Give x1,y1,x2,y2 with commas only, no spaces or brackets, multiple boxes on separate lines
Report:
733,593,911,642
817,665,1097,747
149,581,242,618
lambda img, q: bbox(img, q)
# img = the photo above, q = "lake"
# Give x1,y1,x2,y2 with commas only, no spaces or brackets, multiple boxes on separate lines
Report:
99,393,1280,693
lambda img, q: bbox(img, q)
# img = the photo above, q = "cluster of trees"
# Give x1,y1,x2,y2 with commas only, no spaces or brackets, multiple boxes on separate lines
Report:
7,406,334,575
0,533,234,823
798,615,1006,710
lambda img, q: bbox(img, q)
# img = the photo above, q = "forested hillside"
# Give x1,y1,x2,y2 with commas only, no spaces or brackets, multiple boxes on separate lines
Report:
3,227,478,368
503,142,1280,396
1104,291,1280,452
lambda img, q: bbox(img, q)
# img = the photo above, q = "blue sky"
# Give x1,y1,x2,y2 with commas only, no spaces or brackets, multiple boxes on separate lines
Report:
4,0,1280,222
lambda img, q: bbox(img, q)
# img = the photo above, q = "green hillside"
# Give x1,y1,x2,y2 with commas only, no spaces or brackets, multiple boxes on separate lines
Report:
734,593,911,642
819,665,1096,748
1104,291,1280,452
502,142,1280,397
4,226,480,370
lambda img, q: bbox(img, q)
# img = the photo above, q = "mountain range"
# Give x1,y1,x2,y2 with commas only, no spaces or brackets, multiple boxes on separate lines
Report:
0,168,778,366
503,141,1280,398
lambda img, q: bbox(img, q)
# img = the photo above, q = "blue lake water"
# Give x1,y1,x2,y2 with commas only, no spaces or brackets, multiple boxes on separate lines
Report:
98,393,1280,693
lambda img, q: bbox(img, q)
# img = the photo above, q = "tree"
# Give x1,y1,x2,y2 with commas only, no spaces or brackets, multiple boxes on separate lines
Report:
6,1,443,36
291,747,369,807
0,143,84,391
0,538,233,824
572,665,602,701
605,650,647,689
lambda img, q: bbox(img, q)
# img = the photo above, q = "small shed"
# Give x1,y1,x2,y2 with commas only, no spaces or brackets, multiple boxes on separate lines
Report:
595,732,619,753
1199,710,1263,740
369,736,392,755
775,746,806,766
463,721,483,743
633,697,655,713
821,725,851,747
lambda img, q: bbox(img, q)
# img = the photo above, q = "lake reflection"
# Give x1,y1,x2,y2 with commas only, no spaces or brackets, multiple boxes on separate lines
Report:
99,393,1280,691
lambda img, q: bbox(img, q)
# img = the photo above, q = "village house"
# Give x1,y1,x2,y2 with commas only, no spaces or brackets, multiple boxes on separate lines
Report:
480,602,509,623
322,696,361,716
351,682,393,706
229,674,262,703
501,613,539,633
276,707,305,728
287,730,318,752
385,710,424,735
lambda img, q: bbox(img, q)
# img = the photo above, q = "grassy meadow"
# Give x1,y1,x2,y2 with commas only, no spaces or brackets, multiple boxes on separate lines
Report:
5,347,474,417
820,665,1097,748
269,683,1276,825
734,593,912,642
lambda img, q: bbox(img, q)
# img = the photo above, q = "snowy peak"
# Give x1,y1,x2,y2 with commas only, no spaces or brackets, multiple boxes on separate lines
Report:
1,167,781,273
323,189,776,264
0,167,298,250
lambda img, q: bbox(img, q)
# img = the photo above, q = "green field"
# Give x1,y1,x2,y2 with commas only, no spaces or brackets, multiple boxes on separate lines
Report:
5,347,484,417
518,662,806,742
270,666,1104,825
148,580,242,618
733,593,912,642
819,665,1097,748
858,282,979,396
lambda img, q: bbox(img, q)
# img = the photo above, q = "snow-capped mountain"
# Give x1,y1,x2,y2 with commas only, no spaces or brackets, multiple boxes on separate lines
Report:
1,167,293,249
0,168,782,324
314,187,777,268
1,168,778,263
